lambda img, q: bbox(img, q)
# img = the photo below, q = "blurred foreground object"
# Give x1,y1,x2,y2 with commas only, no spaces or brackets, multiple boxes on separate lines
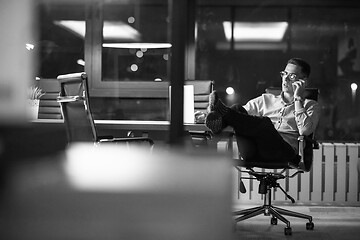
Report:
0,144,235,240
0,0,35,124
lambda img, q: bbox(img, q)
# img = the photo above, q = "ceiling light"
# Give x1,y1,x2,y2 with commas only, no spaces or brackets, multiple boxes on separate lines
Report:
351,83,358,91
128,16,135,24
136,51,143,58
54,20,85,38
104,21,140,40
226,87,234,95
103,43,172,49
223,21,288,42
130,64,138,72
54,20,141,41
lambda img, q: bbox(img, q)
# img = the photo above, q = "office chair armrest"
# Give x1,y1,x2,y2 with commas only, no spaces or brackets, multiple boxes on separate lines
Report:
99,137,154,146
297,135,318,171
97,135,115,140
308,137,320,149
189,131,212,139
298,135,305,166
57,96,85,103
298,135,319,149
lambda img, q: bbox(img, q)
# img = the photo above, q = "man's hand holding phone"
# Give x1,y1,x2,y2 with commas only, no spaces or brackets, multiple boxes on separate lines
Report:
292,79,306,100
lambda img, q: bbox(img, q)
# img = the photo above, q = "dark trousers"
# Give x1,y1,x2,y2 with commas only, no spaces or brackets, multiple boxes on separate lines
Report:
223,104,297,162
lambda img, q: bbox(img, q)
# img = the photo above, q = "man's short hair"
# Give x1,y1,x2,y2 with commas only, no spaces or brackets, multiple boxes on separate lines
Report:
288,58,311,78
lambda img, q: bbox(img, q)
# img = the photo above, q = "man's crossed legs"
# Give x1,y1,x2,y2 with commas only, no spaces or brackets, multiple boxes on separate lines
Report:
205,91,299,164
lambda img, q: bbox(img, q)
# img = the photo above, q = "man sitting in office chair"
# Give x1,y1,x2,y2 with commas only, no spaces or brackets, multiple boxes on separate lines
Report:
205,58,320,166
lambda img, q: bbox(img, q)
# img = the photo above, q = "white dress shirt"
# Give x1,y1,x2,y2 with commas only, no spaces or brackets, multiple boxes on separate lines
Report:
243,92,320,151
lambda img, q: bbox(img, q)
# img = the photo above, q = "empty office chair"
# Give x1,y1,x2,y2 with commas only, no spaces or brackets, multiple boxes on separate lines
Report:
57,72,154,148
185,80,213,147
233,88,319,236
185,80,214,115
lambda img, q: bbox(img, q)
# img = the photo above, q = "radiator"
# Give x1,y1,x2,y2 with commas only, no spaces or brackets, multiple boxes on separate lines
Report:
218,141,360,204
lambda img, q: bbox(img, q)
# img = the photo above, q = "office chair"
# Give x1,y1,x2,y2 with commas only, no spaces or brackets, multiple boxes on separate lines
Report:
185,80,214,114
36,78,62,119
185,80,213,147
233,88,319,236
57,72,154,148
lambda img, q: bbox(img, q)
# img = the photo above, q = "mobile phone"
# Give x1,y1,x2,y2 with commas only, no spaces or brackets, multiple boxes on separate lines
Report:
292,79,304,88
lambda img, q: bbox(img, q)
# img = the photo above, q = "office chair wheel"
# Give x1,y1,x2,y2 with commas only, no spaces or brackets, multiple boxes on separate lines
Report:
270,217,278,225
284,227,292,236
306,222,314,230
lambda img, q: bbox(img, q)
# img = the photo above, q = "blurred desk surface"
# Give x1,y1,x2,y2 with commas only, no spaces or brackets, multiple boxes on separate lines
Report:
31,120,234,137
32,119,231,132
95,120,211,131
0,144,234,240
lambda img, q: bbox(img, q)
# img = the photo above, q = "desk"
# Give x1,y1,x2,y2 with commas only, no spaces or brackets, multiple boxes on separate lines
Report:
0,145,234,240
32,119,215,132
28,119,234,157
95,120,211,132
31,119,233,147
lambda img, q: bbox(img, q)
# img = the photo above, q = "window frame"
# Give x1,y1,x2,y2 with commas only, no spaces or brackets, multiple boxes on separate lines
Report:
85,1,171,98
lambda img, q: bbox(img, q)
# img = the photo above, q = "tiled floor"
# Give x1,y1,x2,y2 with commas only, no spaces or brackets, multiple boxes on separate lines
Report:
233,205,360,240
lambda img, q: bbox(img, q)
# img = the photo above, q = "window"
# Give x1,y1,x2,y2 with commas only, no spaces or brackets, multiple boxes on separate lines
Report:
102,3,170,82
89,0,170,98
36,1,360,138
196,3,360,141
36,2,86,78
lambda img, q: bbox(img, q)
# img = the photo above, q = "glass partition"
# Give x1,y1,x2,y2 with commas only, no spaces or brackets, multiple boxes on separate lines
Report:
36,2,86,78
291,7,360,141
35,1,360,140
102,2,170,83
88,0,170,98
195,4,360,141
90,0,170,120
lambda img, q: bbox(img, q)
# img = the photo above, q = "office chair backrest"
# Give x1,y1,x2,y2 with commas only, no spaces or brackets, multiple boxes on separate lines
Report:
57,72,97,143
266,87,319,171
185,80,213,113
265,87,319,101
35,79,62,119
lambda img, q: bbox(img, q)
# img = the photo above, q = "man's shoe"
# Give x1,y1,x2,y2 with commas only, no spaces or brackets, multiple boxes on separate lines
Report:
208,91,219,112
205,111,223,134
207,91,230,116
